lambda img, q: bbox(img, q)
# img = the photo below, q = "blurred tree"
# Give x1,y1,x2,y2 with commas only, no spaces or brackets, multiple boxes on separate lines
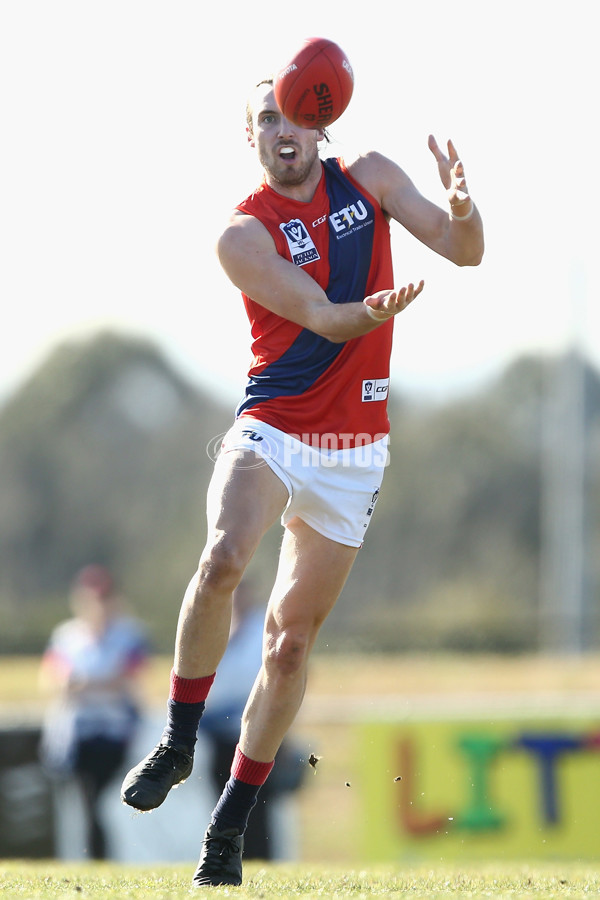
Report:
1,337,599,654
320,355,600,653
0,332,233,650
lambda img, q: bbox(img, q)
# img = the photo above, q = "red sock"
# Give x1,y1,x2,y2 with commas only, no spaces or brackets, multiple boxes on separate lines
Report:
211,745,275,833
169,669,215,704
230,744,274,785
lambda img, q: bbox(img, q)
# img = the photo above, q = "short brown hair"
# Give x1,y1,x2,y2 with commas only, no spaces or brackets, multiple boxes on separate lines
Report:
246,77,330,142
246,77,274,134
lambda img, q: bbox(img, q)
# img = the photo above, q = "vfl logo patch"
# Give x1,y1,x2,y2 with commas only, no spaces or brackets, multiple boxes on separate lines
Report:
280,219,320,267
362,378,389,402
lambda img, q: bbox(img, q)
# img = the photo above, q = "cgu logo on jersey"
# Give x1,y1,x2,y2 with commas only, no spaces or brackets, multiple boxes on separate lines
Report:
329,200,369,235
362,378,389,402
280,219,320,267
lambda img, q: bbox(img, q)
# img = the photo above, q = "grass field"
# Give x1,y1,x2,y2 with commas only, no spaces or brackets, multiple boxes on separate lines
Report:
2,860,600,899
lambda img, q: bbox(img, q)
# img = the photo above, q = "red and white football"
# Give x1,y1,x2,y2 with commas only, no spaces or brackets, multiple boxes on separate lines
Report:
274,37,354,129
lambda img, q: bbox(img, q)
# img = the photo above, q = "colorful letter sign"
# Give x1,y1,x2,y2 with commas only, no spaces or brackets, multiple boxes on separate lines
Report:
359,717,600,860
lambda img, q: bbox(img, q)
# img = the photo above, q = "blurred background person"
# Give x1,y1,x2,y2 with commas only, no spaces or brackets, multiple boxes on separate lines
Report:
198,579,305,860
39,564,150,859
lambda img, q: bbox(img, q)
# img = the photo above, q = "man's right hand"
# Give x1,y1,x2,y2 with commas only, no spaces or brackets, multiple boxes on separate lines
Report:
364,282,425,321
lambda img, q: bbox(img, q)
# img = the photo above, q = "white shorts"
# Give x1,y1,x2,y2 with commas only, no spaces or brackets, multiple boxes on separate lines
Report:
219,418,389,548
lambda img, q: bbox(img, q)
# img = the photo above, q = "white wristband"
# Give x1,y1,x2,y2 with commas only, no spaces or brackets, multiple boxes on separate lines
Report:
365,304,393,321
450,201,475,222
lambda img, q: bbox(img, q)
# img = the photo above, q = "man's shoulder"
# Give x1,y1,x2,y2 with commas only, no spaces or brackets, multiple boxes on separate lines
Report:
223,207,268,234
343,149,392,179
217,206,274,263
236,179,271,213
342,150,406,208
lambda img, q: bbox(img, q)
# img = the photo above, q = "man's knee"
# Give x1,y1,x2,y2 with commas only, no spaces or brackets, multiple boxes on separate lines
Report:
197,536,249,594
265,628,311,679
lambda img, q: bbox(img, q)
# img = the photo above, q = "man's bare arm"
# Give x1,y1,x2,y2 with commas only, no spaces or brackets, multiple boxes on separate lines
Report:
348,141,484,267
216,212,423,343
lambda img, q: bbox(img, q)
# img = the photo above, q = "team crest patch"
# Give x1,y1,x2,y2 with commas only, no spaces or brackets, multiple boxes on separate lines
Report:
279,219,320,267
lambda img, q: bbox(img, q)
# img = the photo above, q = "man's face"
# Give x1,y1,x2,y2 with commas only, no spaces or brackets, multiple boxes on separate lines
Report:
248,84,324,189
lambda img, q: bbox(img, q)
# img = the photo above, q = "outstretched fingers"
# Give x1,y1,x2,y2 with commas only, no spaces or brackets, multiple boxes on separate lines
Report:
428,134,444,162
446,138,459,165
396,279,425,311
365,281,425,319
429,135,466,196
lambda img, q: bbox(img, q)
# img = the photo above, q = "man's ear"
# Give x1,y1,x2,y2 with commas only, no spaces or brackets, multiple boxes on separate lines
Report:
246,126,255,148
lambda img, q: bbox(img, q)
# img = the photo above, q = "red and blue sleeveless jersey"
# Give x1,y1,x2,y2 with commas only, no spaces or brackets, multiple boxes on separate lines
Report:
235,157,394,447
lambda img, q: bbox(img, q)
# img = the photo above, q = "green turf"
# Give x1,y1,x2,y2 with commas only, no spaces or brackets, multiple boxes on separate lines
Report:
1,861,600,900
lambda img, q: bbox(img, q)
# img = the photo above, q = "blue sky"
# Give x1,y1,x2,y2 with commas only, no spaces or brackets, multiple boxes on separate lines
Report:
1,0,596,405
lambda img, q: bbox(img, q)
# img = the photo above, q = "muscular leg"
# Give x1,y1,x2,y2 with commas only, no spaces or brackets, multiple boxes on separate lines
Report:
121,448,288,812
193,518,359,886
174,449,289,678
240,516,359,762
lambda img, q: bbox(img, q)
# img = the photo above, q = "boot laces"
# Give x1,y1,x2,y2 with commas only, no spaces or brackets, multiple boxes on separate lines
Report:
139,745,183,777
203,833,238,870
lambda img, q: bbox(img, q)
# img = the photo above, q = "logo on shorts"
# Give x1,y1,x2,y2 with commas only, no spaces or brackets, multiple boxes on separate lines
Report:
280,219,320,267
362,378,389,402
365,487,380,524
240,429,264,442
207,425,276,469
